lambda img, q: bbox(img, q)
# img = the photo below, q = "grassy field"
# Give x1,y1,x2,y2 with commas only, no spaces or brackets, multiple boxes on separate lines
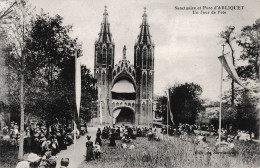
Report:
0,135,260,168
79,136,260,168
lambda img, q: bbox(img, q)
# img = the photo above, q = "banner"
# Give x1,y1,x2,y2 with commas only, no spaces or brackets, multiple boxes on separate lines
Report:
167,88,174,125
98,87,102,124
75,51,81,117
218,53,247,89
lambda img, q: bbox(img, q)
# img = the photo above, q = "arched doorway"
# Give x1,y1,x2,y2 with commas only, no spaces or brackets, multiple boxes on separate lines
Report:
113,107,134,125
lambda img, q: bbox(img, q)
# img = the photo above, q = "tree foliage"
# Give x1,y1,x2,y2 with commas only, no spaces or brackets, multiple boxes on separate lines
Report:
216,19,260,137
80,66,97,122
156,96,167,124
168,83,204,125
1,0,33,160
24,11,81,126
237,19,260,81
235,90,259,136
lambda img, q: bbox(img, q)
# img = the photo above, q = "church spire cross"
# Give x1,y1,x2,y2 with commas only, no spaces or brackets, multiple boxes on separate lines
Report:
96,6,112,44
104,5,108,15
123,45,127,60
137,7,151,45
142,7,147,18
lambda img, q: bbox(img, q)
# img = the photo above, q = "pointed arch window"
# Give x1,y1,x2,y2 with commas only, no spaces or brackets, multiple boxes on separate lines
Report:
97,49,102,66
149,49,153,68
137,48,140,67
102,47,107,66
107,47,112,67
142,73,147,98
143,48,147,69
148,50,150,69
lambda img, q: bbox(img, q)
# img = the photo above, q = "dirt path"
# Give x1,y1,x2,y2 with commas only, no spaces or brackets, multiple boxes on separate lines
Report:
55,127,97,168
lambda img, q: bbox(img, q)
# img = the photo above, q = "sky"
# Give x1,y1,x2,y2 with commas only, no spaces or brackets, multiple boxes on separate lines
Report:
29,0,260,101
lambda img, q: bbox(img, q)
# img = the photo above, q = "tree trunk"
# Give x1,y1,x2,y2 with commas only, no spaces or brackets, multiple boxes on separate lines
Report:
18,74,24,160
256,53,260,140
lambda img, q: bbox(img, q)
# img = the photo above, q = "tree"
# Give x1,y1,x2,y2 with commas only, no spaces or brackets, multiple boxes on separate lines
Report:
0,1,17,21
1,0,33,160
0,0,18,112
25,11,80,129
169,83,204,125
219,26,236,105
235,89,259,137
157,96,167,124
236,18,260,138
237,19,260,82
80,65,97,122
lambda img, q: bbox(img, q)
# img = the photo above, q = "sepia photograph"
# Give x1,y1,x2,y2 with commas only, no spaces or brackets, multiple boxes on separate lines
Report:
0,0,259,167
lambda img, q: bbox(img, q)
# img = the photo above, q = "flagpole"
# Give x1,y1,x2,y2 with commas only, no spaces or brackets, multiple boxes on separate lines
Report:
167,89,169,137
74,50,77,151
98,87,102,125
219,44,225,142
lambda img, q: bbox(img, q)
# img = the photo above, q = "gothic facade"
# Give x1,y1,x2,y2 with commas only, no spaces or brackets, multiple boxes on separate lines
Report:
94,7,154,125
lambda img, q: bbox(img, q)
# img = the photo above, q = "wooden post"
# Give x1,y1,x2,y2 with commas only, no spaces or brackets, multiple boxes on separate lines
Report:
219,44,225,142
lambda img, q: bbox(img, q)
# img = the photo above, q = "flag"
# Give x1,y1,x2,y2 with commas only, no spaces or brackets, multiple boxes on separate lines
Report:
167,88,174,125
98,87,102,124
75,51,81,117
218,53,247,89
73,121,77,146
107,98,111,116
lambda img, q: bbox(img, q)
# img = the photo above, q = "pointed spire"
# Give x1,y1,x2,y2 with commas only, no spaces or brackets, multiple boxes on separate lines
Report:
97,6,112,44
123,45,127,60
137,7,152,45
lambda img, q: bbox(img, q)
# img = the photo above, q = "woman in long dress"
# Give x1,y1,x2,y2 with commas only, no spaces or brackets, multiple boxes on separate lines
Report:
86,136,94,161
95,128,102,146
109,129,116,146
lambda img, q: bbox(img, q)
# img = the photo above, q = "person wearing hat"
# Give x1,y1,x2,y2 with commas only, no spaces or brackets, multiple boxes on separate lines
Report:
121,143,127,149
109,129,116,146
27,153,42,167
85,135,94,161
227,138,235,153
93,142,102,159
51,137,60,155
15,161,30,168
129,142,135,150
95,128,102,146
41,139,50,156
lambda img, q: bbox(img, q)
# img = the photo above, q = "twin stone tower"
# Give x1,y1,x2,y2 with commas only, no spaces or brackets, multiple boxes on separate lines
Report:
94,7,155,126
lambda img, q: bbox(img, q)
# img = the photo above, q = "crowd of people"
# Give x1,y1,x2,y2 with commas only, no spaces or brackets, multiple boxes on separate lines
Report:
84,125,161,162
1,121,250,167
2,121,87,155
2,121,87,168
161,123,216,136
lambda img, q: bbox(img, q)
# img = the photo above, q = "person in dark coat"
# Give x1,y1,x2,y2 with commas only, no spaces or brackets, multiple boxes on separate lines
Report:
86,136,94,161
109,130,116,146
95,128,102,146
